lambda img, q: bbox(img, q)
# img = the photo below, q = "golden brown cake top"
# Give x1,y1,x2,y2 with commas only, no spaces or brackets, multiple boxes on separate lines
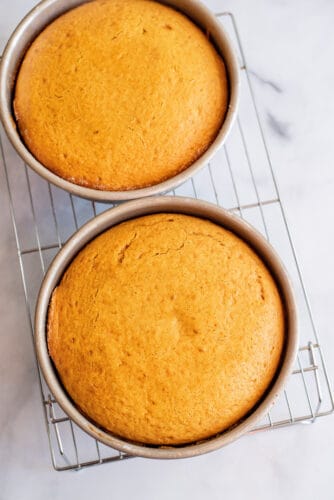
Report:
48,214,284,445
14,0,228,191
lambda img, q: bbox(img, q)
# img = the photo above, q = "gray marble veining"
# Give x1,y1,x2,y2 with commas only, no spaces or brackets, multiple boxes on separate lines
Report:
266,111,291,140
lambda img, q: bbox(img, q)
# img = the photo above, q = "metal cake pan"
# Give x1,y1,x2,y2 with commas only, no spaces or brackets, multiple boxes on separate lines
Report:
35,196,299,459
0,0,240,202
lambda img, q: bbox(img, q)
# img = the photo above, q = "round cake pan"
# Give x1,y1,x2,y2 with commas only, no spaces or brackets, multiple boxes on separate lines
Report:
35,196,298,459
0,0,239,202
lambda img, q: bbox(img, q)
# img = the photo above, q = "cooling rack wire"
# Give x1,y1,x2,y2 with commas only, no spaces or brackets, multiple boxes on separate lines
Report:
0,12,333,471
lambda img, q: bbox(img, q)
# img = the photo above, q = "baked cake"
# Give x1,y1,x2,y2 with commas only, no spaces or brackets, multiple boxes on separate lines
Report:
47,213,284,445
14,0,228,190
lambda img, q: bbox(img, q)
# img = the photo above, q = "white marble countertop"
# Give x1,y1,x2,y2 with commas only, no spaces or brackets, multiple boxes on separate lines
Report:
1,1,333,499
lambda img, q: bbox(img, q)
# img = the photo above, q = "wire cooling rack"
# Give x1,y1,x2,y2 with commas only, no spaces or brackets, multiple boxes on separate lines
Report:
0,12,333,471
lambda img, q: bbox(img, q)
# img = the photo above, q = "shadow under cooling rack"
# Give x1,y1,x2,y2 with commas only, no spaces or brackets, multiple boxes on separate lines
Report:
0,12,333,471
